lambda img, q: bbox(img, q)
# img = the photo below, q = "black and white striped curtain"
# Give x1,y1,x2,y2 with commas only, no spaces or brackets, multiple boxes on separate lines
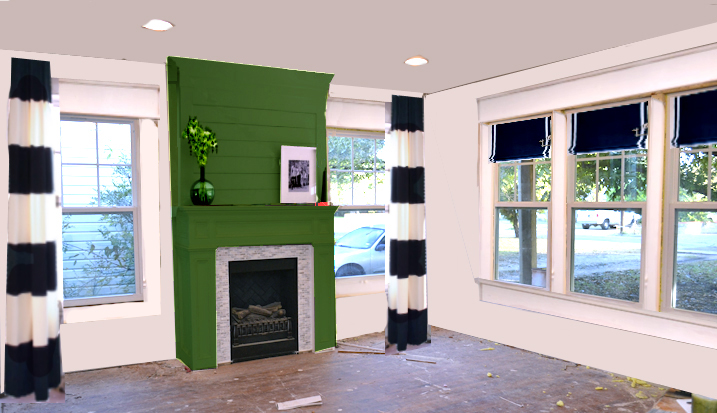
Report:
386,95,429,354
5,58,63,401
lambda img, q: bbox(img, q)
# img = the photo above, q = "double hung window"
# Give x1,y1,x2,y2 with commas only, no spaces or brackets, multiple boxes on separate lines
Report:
328,129,387,278
664,87,717,316
492,116,552,288
567,101,648,303
60,116,142,306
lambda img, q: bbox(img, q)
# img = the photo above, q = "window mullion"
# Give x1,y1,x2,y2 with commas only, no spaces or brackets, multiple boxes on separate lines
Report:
551,111,568,294
643,94,666,312
95,122,101,207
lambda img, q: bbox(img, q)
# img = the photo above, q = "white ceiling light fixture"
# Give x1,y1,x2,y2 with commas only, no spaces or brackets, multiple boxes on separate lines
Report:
142,19,174,31
404,55,428,66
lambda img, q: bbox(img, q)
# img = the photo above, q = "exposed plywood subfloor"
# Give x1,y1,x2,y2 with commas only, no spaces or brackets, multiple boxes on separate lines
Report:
2,327,667,412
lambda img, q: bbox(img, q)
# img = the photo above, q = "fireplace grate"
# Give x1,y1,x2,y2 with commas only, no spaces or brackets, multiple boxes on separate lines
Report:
233,317,293,341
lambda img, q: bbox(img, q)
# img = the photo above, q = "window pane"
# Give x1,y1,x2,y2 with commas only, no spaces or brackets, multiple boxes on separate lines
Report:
330,171,352,205
499,165,516,202
376,172,387,205
353,138,375,171
376,139,386,171
572,209,642,302
679,151,709,202
60,121,97,164
673,210,717,315
600,151,623,157
575,161,596,202
334,208,386,277
577,153,596,159
98,123,132,164
353,172,375,205
496,208,548,287
598,158,622,202
99,165,133,207
328,136,351,170
516,163,534,202
62,213,136,299
624,156,647,202
62,165,98,207
536,163,551,202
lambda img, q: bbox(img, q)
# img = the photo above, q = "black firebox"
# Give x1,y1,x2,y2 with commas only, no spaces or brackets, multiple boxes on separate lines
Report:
228,258,299,363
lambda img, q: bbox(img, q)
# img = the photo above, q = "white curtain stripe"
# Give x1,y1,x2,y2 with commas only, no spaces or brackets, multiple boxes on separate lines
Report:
388,130,425,168
386,274,428,312
7,98,54,149
7,194,58,244
388,203,426,241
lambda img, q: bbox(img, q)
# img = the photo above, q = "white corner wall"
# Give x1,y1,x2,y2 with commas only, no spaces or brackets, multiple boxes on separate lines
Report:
424,23,717,398
0,49,175,378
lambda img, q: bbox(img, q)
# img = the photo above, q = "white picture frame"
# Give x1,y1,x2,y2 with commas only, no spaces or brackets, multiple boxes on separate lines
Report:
280,145,317,203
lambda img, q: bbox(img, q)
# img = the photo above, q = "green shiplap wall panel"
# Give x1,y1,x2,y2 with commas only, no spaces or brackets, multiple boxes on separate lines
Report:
167,57,336,370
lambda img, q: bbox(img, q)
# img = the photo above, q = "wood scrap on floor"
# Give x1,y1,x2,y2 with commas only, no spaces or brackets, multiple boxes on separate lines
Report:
277,395,322,411
337,342,385,352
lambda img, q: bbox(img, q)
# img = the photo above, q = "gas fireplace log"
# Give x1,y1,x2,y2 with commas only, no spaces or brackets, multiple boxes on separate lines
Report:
262,302,283,312
248,305,272,316
231,308,250,320
271,309,286,318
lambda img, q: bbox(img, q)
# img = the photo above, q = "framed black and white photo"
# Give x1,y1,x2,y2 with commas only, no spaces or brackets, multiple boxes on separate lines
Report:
280,145,317,203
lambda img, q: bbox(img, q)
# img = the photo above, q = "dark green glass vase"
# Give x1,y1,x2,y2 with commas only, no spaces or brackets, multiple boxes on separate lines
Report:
190,166,215,205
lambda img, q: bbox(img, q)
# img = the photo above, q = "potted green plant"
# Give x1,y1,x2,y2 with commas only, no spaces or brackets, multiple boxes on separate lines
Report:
182,117,218,205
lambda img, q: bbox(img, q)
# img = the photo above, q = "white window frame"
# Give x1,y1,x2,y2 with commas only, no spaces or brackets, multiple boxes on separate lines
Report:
563,99,650,309
491,114,553,291
328,128,387,295
661,86,717,322
60,114,144,307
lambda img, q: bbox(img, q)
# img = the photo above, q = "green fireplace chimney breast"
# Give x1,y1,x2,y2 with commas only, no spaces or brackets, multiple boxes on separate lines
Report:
167,56,336,370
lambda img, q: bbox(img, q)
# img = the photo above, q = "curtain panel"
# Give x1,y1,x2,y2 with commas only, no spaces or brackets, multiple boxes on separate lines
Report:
490,116,551,163
385,95,429,354
671,88,717,147
5,58,64,401
569,102,648,155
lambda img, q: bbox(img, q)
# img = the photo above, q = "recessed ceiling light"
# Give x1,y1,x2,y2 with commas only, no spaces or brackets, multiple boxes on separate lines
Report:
143,19,174,31
404,56,428,66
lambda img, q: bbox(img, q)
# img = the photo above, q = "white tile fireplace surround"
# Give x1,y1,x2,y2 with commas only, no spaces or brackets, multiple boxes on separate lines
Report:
215,245,315,365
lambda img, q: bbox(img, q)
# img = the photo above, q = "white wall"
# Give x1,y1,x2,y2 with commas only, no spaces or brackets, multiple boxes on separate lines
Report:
424,22,717,398
0,49,175,378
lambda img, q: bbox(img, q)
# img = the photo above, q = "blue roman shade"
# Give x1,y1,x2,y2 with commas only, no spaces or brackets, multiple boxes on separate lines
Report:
569,102,648,155
672,88,717,147
489,116,551,163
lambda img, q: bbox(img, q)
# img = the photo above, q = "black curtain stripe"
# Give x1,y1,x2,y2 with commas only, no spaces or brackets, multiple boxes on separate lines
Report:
672,89,717,147
490,116,551,163
390,166,425,204
6,242,58,296
569,102,648,155
9,58,51,102
389,239,427,278
8,145,54,194
390,95,424,132
4,337,62,401
387,309,428,350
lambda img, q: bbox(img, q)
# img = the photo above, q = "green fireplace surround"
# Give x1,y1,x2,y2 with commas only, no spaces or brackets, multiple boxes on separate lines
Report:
167,57,336,370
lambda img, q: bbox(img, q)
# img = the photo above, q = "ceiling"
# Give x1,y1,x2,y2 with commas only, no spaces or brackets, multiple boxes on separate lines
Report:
1,1,717,94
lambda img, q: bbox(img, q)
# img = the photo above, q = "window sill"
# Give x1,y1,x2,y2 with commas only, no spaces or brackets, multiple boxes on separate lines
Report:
62,286,159,324
336,274,385,298
476,278,717,350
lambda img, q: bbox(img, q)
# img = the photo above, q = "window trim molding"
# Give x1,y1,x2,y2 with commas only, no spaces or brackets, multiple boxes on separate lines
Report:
59,115,144,307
